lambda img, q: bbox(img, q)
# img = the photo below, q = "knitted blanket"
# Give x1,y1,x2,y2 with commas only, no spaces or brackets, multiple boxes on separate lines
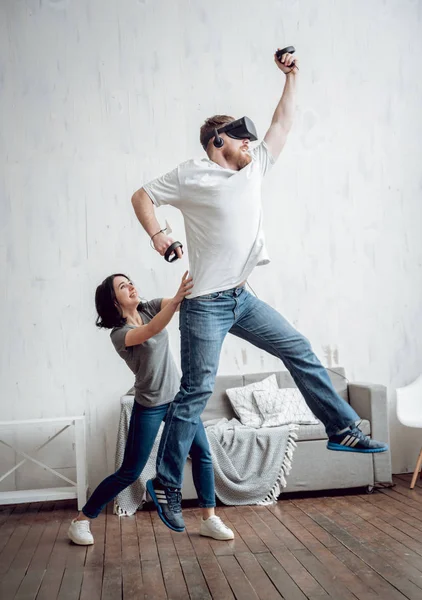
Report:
204,418,298,505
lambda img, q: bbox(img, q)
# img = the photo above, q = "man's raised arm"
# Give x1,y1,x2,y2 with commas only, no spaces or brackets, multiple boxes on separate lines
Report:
263,49,299,161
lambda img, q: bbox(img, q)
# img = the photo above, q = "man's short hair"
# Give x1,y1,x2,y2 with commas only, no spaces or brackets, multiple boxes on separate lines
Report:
200,115,234,150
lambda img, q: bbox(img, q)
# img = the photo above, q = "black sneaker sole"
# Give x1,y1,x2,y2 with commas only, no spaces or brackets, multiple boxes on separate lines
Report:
146,480,185,532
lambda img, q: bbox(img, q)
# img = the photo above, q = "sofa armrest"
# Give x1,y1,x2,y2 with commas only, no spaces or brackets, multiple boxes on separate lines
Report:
348,383,387,436
348,382,392,484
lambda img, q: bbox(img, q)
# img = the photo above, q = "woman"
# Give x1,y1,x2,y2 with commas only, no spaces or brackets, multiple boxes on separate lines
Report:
68,271,233,544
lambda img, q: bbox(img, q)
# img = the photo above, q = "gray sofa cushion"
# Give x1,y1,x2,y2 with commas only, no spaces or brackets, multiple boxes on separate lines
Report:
293,418,370,442
202,375,241,422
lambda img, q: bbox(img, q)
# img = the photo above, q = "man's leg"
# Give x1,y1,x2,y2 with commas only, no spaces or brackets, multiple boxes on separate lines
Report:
230,289,387,451
148,291,240,532
156,292,236,489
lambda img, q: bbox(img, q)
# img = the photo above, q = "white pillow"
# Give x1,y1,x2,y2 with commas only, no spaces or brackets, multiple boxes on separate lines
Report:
253,388,319,427
226,374,278,428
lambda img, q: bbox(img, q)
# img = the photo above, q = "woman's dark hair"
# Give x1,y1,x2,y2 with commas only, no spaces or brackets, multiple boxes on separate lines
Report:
95,273,133,329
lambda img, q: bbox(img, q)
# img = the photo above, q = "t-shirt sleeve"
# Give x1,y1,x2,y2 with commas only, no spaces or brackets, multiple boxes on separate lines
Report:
143,167,180,207
251,141,276,177
141,298,163,318
110,326,131,355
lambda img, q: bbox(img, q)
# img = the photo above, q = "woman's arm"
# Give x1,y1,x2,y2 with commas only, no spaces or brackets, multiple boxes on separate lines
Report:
125,272,192,347
161,297,180,312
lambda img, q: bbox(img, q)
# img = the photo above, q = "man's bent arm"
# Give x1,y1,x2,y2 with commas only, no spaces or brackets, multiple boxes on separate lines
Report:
131,188,161,237
131,188,181,258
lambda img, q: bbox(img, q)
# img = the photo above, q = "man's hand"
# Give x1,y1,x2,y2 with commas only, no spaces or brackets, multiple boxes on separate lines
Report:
274,49,299,75
153,232,183,260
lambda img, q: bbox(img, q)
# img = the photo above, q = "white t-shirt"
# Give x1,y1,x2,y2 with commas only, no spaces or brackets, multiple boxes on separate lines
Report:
143,141,275,298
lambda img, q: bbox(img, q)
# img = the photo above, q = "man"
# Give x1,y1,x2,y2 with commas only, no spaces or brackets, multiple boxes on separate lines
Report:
131,49,388,532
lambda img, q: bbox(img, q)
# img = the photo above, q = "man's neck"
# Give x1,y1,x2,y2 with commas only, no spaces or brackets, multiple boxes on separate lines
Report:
209,154,240,171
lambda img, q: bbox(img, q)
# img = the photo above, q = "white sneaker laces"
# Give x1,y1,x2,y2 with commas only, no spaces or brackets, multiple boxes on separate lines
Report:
207,516,230,531
75,519,90,532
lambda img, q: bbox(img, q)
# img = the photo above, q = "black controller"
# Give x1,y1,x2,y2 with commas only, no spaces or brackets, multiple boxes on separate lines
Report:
164,241,183,263
276,46,297,69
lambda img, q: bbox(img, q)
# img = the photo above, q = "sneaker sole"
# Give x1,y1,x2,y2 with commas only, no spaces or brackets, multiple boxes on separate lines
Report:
327,442,388,453
200,530,234,541
146,480,185,533
67,531,94,545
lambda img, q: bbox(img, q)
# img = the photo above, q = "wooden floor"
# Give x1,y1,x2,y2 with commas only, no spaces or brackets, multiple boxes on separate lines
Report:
1,475,422,599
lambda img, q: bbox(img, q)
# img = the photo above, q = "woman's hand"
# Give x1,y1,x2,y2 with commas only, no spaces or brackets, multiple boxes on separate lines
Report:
172,271,194,305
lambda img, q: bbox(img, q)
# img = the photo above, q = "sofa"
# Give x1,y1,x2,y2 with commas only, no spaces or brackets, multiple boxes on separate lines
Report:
180,367,392,499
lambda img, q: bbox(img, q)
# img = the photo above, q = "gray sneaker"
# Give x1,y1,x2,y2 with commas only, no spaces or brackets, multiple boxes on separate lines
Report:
327,426,388,453
146,478,185,532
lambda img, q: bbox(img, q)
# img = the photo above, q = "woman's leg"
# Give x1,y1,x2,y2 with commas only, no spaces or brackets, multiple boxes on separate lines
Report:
189,421,234,540
69,401,168,544
81,402,167,519
189,420,216,510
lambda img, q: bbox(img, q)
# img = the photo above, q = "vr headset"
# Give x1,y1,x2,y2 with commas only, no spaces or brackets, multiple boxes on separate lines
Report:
202,116,258,150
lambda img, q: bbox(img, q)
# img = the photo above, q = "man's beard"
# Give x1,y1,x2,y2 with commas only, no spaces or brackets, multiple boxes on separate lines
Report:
222,146,252,170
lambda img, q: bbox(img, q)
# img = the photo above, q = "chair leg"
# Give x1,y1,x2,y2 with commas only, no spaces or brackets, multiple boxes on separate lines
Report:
410,447,422,489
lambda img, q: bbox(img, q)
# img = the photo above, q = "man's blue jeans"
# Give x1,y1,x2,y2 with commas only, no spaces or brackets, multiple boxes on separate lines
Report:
82,400,215,518
156,286,360,489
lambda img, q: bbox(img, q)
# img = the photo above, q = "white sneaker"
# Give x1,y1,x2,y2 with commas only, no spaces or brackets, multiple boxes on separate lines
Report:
68,518,94,545
200,516,234,540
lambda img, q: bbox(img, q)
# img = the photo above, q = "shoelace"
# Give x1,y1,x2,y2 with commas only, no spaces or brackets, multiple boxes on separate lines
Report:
349,427,367,442
208,516,230,531
166,489,182,513
76,520,90,531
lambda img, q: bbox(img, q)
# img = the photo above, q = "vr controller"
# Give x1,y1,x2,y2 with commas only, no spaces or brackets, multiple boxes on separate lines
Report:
164,241,183,263
275,46,297,69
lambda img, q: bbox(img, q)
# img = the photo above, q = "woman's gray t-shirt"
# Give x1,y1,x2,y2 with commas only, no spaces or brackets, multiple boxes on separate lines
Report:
110,298,180,407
